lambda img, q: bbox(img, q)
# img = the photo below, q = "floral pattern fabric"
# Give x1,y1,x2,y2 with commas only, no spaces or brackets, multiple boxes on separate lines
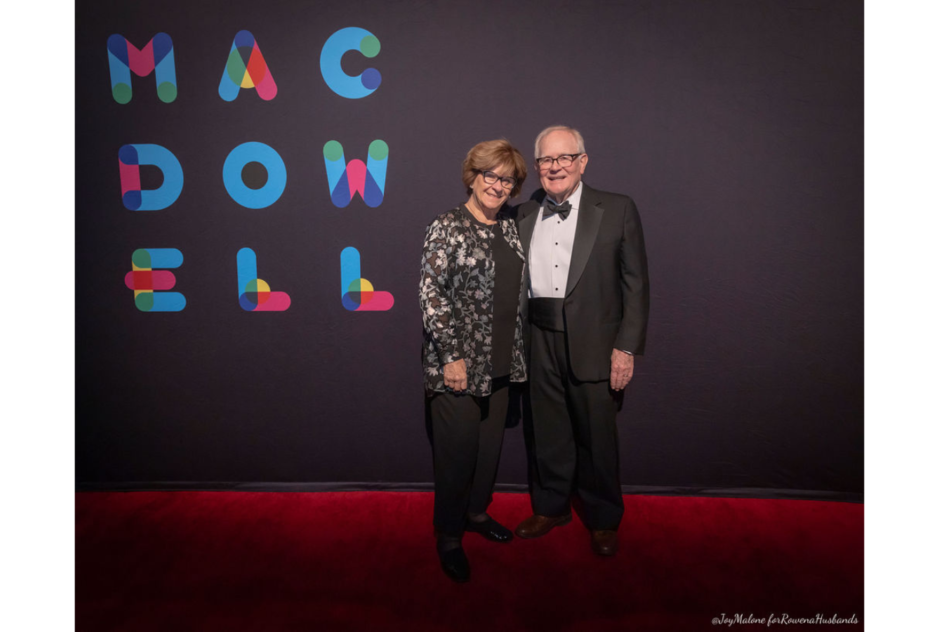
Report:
420,206,527,397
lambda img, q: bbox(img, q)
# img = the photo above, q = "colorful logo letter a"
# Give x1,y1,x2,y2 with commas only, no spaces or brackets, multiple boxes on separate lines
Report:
219,30,277,101
237,248,291,312
323,140,388,208
341,247,394,312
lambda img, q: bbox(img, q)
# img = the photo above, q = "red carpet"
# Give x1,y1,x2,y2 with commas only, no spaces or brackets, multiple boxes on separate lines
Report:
76,492,863,631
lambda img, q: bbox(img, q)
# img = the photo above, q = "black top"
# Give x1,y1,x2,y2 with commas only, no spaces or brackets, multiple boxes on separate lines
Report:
489,221,523,378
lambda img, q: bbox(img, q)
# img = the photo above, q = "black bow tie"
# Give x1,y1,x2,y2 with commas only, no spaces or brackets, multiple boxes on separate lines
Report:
545,200,572,220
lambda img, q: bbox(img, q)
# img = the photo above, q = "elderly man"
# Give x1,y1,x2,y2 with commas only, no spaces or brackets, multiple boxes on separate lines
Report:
515,125,650,556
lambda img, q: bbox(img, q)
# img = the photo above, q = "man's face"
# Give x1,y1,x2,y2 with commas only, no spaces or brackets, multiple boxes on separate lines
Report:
537,130,588,202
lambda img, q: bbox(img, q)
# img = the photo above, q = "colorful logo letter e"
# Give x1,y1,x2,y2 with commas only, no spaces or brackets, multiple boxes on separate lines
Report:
125,248,186,312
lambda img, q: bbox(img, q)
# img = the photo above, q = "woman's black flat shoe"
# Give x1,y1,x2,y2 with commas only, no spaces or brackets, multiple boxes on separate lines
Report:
437,545,470,582
465,516,514,543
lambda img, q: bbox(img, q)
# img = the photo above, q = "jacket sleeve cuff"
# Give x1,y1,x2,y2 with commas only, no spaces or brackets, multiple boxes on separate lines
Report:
440,348,462,365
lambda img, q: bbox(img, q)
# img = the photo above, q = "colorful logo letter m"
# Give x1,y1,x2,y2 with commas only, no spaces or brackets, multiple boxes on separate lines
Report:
107,33,177,103
323,140,388,208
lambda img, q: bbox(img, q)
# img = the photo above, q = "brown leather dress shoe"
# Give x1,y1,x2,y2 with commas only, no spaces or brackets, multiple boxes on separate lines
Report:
590,530,618,556
514,513,572,539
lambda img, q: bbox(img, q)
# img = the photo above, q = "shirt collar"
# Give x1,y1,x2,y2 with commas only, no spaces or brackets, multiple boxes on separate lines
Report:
544,181,583,210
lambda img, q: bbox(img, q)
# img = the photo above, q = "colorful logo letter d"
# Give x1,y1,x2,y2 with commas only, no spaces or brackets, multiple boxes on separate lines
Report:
119,144,184,211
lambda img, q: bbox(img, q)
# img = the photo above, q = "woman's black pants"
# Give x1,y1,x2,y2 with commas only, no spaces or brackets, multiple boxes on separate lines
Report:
428,377,510,537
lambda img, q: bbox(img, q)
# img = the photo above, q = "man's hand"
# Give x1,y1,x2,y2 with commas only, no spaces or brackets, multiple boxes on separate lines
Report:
443,359,468,392
610,349,634,391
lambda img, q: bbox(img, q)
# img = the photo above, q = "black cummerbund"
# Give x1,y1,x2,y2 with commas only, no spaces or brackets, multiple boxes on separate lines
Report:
529,297,565,332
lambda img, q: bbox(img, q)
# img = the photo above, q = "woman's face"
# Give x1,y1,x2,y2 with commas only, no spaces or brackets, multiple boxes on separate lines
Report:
469,164,515,213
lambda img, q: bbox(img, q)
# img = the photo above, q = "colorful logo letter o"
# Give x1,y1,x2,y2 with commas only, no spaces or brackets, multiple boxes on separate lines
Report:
222,142,287,209
320,27,381,99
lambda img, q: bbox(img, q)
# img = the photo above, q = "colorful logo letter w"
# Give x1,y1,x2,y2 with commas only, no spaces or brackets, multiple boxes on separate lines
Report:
107,33,177,103
323,140,388,208
341,247,394,312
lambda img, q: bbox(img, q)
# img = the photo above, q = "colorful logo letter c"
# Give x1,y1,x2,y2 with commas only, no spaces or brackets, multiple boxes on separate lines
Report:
320,27,381,99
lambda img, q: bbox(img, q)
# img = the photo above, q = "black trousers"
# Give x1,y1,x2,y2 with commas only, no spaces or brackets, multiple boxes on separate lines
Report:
428,377,510,537
525,323,624,530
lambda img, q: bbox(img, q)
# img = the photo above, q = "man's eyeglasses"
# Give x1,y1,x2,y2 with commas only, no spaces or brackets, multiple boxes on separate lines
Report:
478,170,517,189
535,154,582,169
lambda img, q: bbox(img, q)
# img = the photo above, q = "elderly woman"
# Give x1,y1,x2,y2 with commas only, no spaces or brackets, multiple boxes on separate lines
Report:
419,139,528,582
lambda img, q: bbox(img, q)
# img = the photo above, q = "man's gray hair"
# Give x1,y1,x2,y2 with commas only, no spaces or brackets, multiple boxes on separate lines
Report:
534,125,586,158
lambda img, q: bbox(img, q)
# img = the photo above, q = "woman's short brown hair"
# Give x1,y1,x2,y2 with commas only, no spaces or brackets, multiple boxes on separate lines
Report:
461,139,527,198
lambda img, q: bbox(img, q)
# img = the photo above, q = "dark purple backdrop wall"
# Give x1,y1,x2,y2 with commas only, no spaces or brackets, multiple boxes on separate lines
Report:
76,0,863,496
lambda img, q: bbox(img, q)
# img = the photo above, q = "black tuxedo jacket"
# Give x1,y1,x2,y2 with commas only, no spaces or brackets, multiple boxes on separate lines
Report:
516,183,650,382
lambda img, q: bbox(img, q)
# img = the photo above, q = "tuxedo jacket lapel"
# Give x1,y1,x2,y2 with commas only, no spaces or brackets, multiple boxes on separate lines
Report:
565,184,603,296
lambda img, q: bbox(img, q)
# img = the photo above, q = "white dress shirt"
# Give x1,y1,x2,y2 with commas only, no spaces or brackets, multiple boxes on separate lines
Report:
528,182,583,298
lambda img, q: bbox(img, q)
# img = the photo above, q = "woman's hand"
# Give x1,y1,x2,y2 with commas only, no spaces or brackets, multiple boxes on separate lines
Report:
443,359,468,392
